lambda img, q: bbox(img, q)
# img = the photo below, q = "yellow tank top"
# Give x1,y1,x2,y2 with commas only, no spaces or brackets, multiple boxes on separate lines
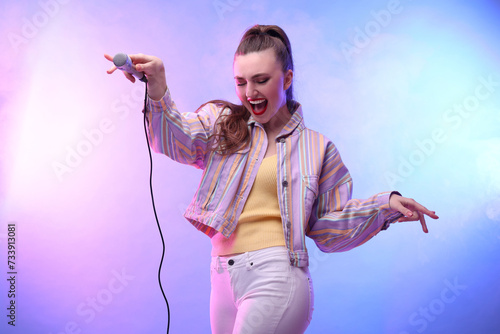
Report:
211,154,286,256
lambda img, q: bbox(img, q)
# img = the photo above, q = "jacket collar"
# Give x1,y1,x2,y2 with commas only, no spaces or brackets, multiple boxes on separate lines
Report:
247,103,305,138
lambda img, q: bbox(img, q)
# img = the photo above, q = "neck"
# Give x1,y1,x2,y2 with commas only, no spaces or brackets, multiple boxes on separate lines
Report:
263,104,291,135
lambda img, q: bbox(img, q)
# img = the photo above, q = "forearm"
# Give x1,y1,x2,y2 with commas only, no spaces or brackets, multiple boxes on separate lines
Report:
145,89,219,168
146,72,167,101
308,191,402,252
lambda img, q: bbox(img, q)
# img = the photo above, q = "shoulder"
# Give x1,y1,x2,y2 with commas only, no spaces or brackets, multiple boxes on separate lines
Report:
192,102,230,122
295,107,345,165
199,101,240,117
300,127,337,149
197,101,224,113
294,107,333,145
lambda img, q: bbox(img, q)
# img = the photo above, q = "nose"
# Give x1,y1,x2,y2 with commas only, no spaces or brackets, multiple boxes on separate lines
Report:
246,82,258,98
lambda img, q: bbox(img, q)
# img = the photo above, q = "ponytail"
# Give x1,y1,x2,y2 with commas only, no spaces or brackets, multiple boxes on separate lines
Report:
203,24,296,155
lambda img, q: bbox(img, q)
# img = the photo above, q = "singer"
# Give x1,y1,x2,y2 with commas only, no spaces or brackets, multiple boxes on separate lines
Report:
105,24,438,334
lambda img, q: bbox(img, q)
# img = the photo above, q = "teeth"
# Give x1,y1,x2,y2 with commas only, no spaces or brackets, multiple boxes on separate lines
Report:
249,99,266,104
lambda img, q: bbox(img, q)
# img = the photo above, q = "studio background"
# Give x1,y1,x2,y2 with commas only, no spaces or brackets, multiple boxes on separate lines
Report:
1,0,499,333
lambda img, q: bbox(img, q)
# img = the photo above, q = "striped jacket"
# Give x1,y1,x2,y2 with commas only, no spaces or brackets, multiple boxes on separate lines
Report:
146,88,402,267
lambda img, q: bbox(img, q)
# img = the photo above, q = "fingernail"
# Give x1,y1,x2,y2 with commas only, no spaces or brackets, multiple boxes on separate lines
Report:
136,65,141,71
407,211,413,217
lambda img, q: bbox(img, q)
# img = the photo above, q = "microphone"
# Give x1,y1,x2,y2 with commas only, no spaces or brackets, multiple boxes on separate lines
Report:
113,53,147,82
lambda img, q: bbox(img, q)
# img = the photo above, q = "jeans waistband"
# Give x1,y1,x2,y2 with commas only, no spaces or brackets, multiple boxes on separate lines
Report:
212,246,289,271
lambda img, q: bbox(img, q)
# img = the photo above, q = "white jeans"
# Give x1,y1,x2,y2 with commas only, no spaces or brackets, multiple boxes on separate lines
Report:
210,246,314,334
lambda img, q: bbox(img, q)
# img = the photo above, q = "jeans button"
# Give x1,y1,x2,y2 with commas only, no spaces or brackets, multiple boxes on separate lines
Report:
228,259,234,266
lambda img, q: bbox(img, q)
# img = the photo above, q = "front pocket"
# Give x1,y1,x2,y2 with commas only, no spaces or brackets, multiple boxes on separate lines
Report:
252,255,292,279
303,175,318,197
306,275,314,323
302,175,319,222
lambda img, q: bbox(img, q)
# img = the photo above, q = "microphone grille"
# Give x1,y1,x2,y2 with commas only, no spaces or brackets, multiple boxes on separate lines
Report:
113,53,128,67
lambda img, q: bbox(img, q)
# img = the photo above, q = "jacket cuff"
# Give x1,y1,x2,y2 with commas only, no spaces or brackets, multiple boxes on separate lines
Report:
377,191,404,230
146,87,172,113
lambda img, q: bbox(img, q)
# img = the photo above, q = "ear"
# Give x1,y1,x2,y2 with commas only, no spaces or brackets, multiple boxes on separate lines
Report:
283,69,293,90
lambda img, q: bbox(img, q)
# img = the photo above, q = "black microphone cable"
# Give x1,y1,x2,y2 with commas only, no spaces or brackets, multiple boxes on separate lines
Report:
141,79,171,334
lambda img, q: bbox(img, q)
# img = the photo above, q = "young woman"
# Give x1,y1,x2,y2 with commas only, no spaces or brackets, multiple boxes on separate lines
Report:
106,24,438,334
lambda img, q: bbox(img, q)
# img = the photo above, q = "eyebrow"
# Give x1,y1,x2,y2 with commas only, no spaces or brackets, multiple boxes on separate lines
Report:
234,73,269,80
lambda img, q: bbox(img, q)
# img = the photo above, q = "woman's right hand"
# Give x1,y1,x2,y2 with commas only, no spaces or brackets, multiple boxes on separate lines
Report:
104,53,167,101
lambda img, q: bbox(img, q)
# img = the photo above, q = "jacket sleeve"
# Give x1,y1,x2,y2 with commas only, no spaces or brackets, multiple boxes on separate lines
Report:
145,88,221,170
305,142,403,252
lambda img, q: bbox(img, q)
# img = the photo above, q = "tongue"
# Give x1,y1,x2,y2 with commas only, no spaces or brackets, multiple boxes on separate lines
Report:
254,100,267,113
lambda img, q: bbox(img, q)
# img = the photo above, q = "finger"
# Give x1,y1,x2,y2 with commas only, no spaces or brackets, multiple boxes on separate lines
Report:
392,201,414,218
105,53,135,82
427,210,439,219
419,212,429,233
135,62,152,75
104,54,117,74
129,54,162,76
129,53,153,64
397,209,420,222
121,54,148,76
107,65,118,74
397,215,418,222
410,201,439,219
123,71,136,83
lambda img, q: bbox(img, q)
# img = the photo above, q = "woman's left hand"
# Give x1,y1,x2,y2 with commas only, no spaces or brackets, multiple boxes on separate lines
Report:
389,194,439,233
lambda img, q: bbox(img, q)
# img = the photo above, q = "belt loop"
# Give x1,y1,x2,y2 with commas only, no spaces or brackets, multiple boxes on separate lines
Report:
216,256,222,273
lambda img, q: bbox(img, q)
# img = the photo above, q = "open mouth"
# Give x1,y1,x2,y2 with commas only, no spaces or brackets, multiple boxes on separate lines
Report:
249,99,268,115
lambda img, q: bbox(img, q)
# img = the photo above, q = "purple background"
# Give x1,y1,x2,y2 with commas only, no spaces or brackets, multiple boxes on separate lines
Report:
1,0,499,333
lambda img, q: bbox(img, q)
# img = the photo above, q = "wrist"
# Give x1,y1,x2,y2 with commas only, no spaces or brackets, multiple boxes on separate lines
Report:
389,191,402,210
147,78,167,101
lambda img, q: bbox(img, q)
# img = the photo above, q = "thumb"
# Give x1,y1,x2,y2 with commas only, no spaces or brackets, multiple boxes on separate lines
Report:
391,200,414,218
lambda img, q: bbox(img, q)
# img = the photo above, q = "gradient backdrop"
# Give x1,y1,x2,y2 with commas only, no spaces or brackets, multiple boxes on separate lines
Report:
1,0,499,333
